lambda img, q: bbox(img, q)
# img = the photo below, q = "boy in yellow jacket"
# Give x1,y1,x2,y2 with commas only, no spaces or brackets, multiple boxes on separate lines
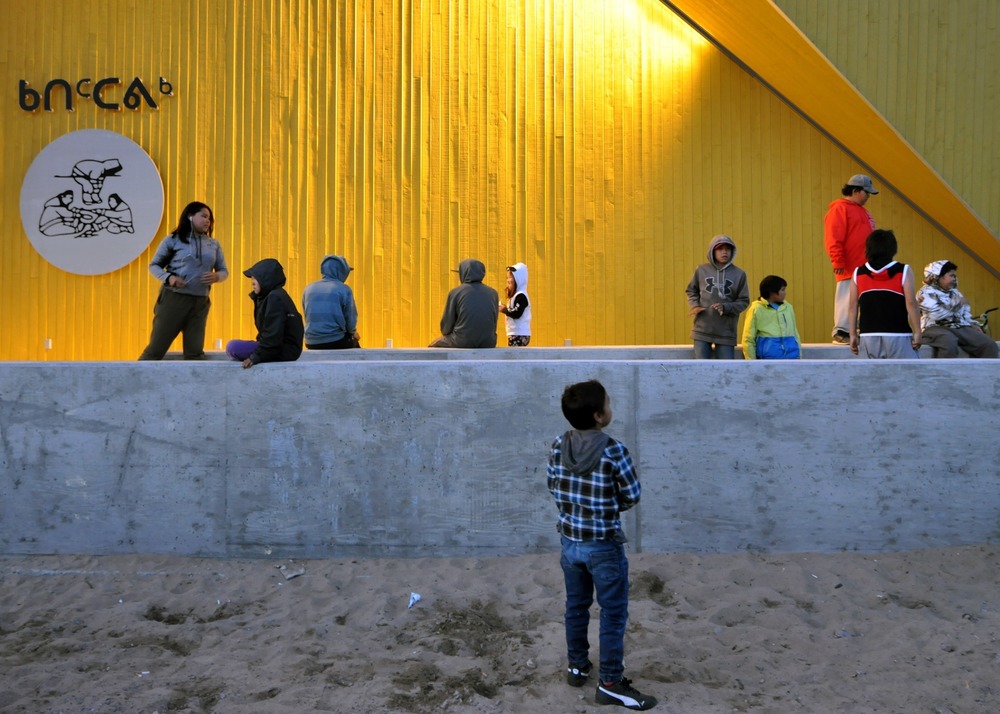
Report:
742,275,801,359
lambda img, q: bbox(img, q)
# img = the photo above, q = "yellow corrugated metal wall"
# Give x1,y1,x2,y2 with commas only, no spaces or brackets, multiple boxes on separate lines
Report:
775,0,1000,239
1,0,996,360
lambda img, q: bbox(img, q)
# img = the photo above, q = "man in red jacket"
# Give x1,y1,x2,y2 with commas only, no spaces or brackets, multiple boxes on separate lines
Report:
824,174,878,344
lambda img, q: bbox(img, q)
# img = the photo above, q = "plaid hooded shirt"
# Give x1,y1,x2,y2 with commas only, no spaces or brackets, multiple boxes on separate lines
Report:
546,429,641,542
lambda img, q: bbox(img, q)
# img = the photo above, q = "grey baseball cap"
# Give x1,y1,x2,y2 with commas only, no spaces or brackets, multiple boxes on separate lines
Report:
847,174,879,194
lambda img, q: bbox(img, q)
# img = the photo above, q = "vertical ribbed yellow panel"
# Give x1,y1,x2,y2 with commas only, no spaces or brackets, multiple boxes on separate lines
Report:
0,0,997,360
775,0,1000,236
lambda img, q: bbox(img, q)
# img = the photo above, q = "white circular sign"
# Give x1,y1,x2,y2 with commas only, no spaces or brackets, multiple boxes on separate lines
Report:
20,129,164,275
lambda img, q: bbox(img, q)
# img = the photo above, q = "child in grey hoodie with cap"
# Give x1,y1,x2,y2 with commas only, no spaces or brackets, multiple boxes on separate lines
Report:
685,234,750,359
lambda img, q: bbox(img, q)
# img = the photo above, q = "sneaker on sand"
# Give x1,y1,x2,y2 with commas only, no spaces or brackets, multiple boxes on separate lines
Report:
832,331,850,345
595,677,657,710
567,661,592,687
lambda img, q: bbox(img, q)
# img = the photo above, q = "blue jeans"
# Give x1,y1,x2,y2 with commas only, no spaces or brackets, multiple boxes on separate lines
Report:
693,340,735,359
560,536,629,683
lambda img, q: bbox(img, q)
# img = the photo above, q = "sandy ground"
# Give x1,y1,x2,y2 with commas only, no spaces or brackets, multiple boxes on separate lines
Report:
1,545,998,713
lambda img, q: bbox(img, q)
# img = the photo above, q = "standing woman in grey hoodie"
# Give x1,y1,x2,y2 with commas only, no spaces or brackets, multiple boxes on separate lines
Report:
139,202,228,360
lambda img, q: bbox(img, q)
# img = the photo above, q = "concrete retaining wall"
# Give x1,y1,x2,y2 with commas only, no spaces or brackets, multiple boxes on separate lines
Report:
1,350,998,558
175,342,989,361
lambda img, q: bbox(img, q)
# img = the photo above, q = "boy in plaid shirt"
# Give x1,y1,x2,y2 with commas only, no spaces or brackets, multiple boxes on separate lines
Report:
547,380,657,710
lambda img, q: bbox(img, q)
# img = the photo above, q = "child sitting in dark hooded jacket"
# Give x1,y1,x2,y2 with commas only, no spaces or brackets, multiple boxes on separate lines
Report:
225,258,304,368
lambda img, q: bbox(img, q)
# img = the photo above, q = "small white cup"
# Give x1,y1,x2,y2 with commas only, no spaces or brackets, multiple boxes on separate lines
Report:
385,338,394,348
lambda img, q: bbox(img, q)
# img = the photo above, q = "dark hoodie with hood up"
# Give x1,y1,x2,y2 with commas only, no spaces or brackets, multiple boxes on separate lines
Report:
242,258,304,364
684,234,750,346
430,258,499,348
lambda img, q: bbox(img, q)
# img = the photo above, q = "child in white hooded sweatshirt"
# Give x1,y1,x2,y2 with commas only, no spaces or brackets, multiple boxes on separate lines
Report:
500,262,531,346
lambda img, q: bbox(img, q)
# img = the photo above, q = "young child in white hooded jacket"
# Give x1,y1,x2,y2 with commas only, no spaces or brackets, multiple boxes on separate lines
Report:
500,262,531,346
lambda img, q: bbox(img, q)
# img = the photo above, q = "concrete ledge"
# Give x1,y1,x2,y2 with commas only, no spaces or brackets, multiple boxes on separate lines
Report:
169,342,998,361
1,359,998,559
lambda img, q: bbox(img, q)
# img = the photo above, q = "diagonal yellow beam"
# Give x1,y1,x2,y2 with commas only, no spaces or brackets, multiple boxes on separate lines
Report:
661,0,1000,276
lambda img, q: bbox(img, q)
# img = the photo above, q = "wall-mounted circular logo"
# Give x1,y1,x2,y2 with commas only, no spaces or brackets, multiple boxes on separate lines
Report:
20,129,164,275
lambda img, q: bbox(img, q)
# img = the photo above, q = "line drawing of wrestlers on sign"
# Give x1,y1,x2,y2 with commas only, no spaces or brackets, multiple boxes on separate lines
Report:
36,158,135,238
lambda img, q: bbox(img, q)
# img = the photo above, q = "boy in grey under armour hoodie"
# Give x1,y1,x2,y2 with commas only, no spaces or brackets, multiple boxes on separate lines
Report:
684,234,750,359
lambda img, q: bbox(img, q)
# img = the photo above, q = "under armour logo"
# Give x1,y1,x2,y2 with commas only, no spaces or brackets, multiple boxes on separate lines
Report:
705,276,733,297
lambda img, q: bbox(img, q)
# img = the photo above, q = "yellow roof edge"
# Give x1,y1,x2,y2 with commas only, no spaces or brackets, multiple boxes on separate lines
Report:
662,0,1000,276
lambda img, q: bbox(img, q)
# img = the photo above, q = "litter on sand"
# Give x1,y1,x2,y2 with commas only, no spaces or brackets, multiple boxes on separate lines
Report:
277,564,306,580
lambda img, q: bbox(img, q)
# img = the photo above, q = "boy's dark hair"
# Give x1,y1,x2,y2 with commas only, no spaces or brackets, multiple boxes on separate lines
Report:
561,379,607,430
759,275,787,299
841,184,866,197
865,228,898,269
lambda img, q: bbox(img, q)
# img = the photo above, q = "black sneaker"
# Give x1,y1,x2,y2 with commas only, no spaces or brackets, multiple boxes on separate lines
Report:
832,331,850,345
566,661,592,687
595,677,657,710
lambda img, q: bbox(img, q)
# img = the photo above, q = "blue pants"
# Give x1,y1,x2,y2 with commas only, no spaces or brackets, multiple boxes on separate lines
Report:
693,340,735,359
560,536,629,683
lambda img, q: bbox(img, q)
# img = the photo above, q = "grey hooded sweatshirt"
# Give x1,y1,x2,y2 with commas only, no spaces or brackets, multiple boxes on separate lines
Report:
302,254,359,346
684,235,750,345
560,428,611,477
430,258,499,348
